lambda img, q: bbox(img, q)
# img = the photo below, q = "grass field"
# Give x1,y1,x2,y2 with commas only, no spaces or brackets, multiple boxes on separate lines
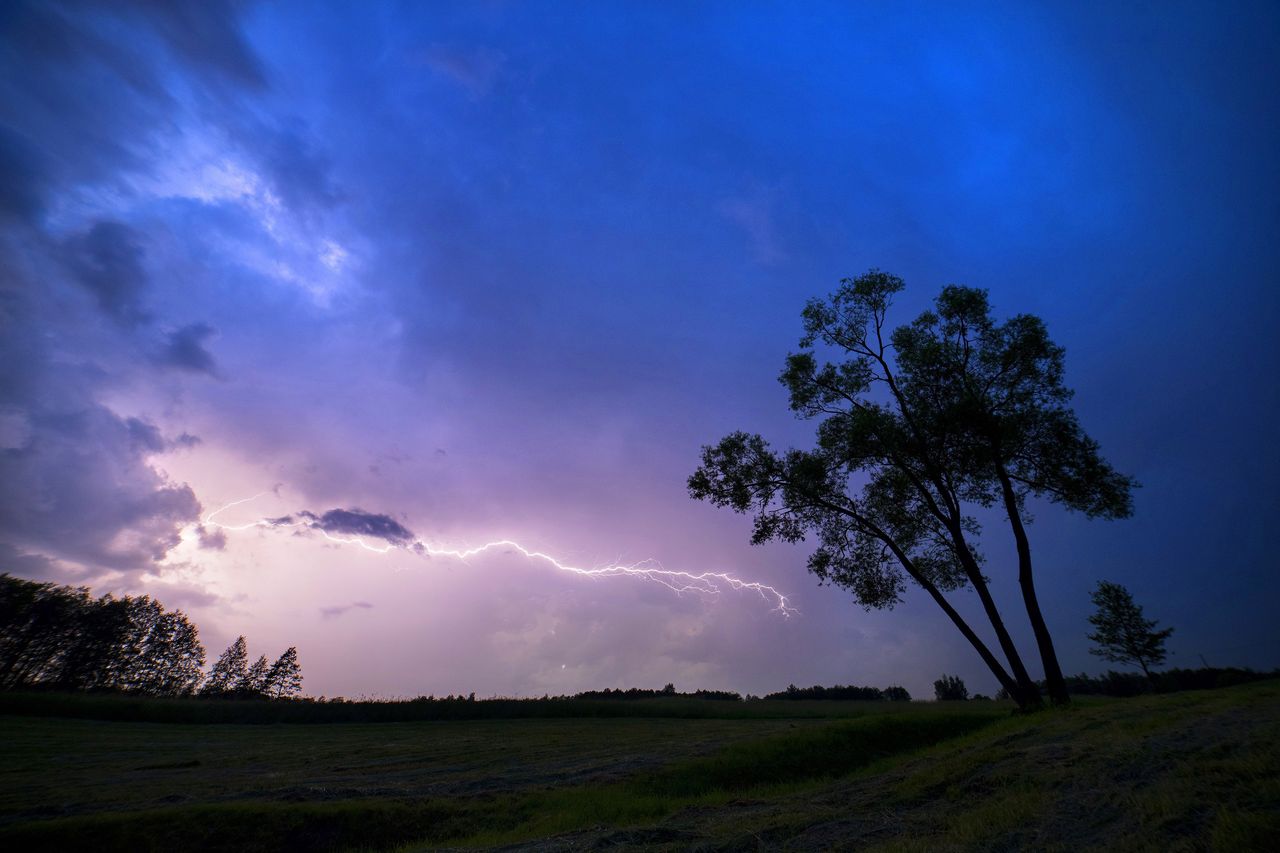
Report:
1,682,1276,851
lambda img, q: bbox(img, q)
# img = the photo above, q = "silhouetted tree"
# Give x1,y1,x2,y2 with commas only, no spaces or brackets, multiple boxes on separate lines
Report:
934,674,969,701
202,636,248,696
241,654,270,696
138,609,205,695
883,685,912,701
1,575,206,695
264,646,303,698
689,271,1135,709
1087,581,1173,685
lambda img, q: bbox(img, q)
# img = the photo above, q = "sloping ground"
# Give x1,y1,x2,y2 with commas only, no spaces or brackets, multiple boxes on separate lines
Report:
500,680,1280,852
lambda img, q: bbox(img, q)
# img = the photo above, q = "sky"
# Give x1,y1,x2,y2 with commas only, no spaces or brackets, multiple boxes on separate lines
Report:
1,0,1277,700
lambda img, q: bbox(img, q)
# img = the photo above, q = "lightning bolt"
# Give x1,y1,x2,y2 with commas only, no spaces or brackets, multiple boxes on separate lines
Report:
202,493,796,616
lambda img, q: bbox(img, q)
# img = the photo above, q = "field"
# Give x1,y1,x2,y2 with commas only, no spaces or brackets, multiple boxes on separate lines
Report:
1,682,1277,851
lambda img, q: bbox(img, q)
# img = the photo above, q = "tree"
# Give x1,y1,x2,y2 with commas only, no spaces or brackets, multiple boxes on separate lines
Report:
689,271,1135,710
202,636,248,696
263,646,303,698
0,576,206,695
138,610,206,696
883,685,912,701
934,675,969,700
1087,581,1173,684
241,655,270,696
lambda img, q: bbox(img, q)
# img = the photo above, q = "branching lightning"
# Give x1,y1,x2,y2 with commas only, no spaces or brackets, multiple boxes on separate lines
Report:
202,493,796,616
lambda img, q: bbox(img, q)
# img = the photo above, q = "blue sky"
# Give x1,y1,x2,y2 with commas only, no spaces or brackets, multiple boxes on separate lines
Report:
1,1,1276,698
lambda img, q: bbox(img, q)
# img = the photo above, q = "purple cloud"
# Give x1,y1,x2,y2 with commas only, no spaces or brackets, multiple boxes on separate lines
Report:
320,601,374,619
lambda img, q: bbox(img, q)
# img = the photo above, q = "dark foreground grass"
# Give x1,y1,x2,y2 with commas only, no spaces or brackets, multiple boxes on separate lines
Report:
10,684,1272,851
0,712,998,852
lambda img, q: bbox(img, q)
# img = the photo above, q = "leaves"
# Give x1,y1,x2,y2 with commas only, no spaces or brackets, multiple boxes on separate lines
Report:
0,574,204,694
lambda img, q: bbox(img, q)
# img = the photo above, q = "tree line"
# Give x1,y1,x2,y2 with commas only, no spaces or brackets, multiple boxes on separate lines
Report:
0,574,301,698
572,684,742,701
764,683,912,701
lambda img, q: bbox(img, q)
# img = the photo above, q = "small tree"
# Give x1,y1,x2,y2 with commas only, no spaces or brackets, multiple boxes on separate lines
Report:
883,685,912,701
202,636,247,696
1087,581,1173,685
934,674,969,701
263,646,303,698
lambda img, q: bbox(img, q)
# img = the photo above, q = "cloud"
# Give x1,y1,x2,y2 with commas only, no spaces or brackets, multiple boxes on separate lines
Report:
0,542,61,581
111,0,268,90
0,404,201,573
0,252,202,577
172,432,202,449
320,601,374,619
159,322,220,375
299,508,417,546
0,0,274,585
196,525,227,551
63,221,151,326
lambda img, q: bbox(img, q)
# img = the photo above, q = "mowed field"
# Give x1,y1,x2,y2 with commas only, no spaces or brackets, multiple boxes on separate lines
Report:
1,682,1277,851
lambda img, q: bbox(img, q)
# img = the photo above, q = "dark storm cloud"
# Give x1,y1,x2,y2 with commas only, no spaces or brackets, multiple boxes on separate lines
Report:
257,509,416,546
63,221,151,327
0,0,273,228
298,509,416,546
125,416,166,453
159,323,220,375
0,0,274,581
0,404,201,572
0,258,204,576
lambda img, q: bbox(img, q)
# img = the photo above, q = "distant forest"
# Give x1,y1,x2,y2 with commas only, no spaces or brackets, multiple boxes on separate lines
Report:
0,574,300,698
3,574,1273,708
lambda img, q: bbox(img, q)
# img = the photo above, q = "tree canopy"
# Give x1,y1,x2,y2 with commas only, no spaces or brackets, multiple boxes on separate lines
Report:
1087,580,1174,683
690,270,1136,709
0,574,204,695
1,574,304,699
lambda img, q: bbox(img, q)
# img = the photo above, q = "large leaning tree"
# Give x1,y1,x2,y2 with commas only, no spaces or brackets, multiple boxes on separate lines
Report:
688,270,1135,709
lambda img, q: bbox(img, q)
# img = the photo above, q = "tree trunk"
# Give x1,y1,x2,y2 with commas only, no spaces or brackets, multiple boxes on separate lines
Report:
997,467,1070,706
882,541,1023,703
820,497,1031,709
947,524,1043,709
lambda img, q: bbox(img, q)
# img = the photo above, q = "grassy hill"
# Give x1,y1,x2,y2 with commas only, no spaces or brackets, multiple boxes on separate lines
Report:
1,681,1275,851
